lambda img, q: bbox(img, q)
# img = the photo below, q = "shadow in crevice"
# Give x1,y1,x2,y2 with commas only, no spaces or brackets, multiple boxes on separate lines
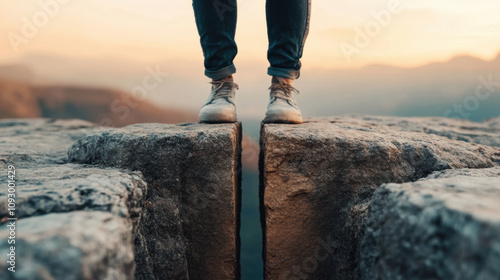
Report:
240,120,264,280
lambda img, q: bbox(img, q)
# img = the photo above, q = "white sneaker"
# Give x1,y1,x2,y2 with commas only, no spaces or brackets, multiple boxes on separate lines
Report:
199,77,238,123
263,78,303,124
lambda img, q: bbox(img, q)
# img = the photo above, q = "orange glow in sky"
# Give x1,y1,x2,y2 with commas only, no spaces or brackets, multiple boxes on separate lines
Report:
1,0,500,69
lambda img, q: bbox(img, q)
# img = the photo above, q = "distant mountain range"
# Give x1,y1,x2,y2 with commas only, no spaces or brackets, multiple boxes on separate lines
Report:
298,53,500,122
0,78,197,125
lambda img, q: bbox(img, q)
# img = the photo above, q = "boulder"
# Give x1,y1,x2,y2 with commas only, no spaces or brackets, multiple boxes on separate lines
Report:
260,116,500,280
68,122,242,280
361,167,500,280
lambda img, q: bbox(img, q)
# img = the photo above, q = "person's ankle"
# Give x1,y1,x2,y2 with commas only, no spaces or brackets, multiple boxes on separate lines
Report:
213,75,233,82
272,76,292,85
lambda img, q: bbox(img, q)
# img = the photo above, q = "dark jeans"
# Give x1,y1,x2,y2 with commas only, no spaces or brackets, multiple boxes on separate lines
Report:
193,0,311,80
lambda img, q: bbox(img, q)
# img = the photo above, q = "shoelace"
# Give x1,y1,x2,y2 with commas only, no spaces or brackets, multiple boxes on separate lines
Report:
210,79,239,98
269,82,300,101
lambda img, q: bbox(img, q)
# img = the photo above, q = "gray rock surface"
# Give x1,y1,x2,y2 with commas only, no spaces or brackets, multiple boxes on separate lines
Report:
3,115,499,280
0,119,241,280
315,115,500,147
361,167,500,280
0,119,145,280
0,164,146,231
0,119,100,165
0,211,136,280
68,122,242,280
260,116,500,280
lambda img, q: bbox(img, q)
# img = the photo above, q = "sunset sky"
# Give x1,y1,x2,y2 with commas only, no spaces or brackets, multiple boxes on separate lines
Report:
1,0,500,69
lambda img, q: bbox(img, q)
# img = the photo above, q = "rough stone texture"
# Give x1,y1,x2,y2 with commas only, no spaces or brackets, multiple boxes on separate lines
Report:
0,119,100,166
0,164,146,234
0,119,145,280
361,167,500,280
0,211,136,280
260,116,500,280
68,122,242,280
315,115,500,148
0,119,241,280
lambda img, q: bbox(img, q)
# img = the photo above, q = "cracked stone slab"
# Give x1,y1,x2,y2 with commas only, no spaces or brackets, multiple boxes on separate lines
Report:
361,166,500,280
260,117,500,280
68,122,242,280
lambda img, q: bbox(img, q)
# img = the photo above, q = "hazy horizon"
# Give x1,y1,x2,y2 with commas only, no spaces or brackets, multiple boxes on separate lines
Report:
2,50,499,123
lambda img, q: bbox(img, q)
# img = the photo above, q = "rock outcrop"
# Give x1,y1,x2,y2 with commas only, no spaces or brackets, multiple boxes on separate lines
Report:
260,116,500,280
68,123,242,280
2,115,500,280
0,119,143,279
361,166,500,280
0,119,242,280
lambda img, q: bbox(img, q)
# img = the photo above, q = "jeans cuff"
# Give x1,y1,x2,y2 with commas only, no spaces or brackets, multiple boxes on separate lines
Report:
205,64,237,80
267,67,300,79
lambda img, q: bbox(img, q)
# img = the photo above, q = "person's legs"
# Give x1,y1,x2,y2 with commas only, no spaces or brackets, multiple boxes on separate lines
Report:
266,0,311,80
264,0,311,123
193,0,238,80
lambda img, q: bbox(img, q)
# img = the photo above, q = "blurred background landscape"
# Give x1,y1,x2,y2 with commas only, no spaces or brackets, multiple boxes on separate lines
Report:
1,0,499,279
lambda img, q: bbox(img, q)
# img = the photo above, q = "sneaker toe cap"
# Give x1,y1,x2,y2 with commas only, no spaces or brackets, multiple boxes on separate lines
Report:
199,104,236,123
264,104,303,124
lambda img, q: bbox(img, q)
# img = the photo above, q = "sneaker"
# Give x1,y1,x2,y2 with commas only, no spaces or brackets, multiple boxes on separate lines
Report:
199,77,238,123
263,78,303,124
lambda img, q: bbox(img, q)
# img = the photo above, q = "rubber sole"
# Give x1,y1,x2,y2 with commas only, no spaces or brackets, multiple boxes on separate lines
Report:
263,114,303,124
199,113,237,123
